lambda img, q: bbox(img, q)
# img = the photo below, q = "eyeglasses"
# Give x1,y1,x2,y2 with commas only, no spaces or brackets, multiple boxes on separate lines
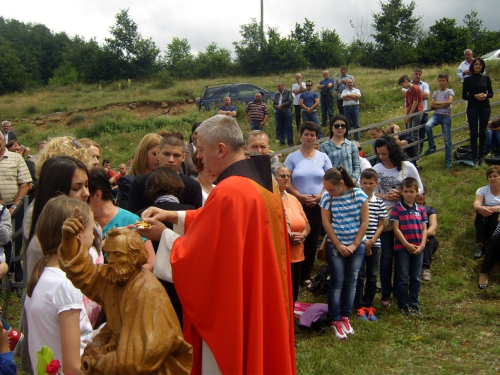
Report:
278,174,291,178
333,124,347,129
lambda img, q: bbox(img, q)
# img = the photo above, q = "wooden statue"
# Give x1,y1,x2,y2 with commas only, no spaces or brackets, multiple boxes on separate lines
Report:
58,216,192,375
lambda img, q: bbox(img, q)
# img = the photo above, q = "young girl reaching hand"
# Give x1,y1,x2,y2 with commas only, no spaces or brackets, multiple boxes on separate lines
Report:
320,166,369,340
25,196,94,375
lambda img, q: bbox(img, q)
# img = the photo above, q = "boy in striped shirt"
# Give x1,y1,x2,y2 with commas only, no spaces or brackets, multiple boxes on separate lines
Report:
355,168,388,321
391,177,428,316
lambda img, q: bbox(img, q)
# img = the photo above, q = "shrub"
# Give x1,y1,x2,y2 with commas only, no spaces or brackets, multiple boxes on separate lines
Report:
25,105,38,114
49,64,78,86
153,71,175,89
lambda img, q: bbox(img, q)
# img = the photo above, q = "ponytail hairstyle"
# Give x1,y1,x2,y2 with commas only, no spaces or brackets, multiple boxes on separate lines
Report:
27,195,92,297
324,166,356,199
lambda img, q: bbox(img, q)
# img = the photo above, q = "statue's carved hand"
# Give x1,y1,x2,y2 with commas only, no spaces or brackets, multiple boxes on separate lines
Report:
60,207,85,258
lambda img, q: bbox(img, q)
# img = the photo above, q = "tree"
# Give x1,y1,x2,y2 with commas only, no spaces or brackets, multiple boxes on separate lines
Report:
0,37,29,94
369,0,423,68
105,9,160,79
417,18,469,66
193,43,231,78
164,37,193,78
233,19,266,75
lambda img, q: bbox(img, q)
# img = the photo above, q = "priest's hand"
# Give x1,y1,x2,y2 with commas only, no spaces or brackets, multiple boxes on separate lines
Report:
141,207,179,224
136,218,167,242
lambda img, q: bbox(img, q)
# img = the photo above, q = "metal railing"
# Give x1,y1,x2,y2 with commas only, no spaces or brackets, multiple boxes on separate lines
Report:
271,89,500,163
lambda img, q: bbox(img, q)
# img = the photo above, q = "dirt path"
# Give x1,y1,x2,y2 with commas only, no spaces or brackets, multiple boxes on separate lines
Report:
28,101,197,128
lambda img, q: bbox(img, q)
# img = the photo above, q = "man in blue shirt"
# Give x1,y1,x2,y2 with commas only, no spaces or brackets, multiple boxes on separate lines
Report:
317,70,335,128
300,80,320,126
217,97,237,117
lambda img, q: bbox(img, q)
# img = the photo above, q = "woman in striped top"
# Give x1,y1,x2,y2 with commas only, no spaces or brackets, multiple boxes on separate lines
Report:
319,166,369,340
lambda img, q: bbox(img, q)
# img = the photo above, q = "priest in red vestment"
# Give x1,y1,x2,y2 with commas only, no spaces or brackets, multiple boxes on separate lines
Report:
139,114,296,375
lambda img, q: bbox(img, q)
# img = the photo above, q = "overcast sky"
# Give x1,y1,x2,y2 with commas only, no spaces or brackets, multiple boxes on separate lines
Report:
2,0,497,56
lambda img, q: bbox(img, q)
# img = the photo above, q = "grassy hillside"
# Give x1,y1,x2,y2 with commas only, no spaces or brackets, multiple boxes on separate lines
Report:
2,65,500,374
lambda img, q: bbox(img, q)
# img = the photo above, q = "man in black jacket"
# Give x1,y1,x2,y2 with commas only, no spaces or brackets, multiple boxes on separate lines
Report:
272,82,294,147
128,133,202,215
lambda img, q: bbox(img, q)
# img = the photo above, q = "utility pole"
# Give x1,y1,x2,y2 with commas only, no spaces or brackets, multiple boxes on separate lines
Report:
260,0,264,44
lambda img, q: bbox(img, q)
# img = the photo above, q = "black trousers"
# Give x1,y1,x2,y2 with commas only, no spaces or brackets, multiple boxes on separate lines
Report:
300,205,323,282
480,234,500,274
475,212,499,244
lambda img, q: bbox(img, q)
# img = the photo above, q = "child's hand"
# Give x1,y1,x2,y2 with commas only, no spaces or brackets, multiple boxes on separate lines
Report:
365,247,372,256
413,245,424,255
0,328,9,353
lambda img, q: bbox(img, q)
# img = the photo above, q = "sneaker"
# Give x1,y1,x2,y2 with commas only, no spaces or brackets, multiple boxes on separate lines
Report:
8,329,24,352
400,307,413,316
474,245,484,259
331,321,347,340
421,269,432,282
340,316,354,335
424,147,436,156
410,306,422,316
356,307,368,321
446,163,452,171
380,293,391,307
365,307,378,321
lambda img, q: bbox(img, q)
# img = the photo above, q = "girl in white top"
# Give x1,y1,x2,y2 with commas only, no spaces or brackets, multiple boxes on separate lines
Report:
25,196,94,375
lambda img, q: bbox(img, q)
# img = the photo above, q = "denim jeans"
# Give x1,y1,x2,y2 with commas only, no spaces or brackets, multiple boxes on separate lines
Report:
425,114,452,165
320,95,334,126
301,111,321,138
326,242,366,321
344,105,360,141
486,129,500,153
394,249,424,309
406,113,423,156
467,106,491,160
276,110,294,146
250,121,263,131
379,230,395,295
355,246,380,308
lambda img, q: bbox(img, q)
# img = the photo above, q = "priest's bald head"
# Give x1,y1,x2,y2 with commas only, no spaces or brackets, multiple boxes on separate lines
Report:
195,115,246,178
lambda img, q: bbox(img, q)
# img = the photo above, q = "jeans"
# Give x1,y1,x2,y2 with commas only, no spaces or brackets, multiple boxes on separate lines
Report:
406,113,423,156
422,236,439,270
276,110,294,146
326,242,366,321
301,205,323,282
394,249,424,309
344,105,360,141
320,95,334,126
419,113,428,153
467,106,491,160
302,111,320,125
486,130,500,154
380,230,395,295
294,105,302,131
425,114,452,165
337,98,344,115
250,121,263,131
355,246,380,308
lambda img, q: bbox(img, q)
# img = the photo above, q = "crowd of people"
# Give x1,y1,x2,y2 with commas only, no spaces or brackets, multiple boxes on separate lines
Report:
0,47,497,372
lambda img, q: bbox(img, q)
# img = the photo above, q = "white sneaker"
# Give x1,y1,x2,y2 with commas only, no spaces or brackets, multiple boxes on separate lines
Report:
331,321,347,339
340,316,354,335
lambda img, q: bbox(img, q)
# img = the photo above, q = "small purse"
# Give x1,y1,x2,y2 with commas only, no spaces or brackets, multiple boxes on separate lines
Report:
317,236,328,262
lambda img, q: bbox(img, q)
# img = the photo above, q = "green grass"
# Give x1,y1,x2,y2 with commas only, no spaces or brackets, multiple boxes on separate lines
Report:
2,66,500,374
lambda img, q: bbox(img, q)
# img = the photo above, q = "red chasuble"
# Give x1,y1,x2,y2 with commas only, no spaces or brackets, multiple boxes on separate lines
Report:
171,156,296,375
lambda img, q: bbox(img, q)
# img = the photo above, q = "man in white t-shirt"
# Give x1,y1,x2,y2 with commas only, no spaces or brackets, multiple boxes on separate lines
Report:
292,73,307,131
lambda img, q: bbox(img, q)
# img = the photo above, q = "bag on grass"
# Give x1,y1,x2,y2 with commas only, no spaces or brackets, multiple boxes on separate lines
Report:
454,145,475,167
311,266,330,295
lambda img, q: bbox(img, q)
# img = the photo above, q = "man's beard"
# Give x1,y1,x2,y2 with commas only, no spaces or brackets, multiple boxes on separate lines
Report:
106,263,137,285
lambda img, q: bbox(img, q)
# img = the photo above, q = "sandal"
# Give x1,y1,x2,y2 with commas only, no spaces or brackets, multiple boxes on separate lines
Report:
479,273,489,289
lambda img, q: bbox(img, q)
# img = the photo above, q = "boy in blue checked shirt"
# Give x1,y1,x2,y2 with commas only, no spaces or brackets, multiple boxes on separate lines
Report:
355,169,387,321
391,177,427,316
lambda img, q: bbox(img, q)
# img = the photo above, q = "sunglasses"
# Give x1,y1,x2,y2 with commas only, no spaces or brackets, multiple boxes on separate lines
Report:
306,84,312,87
333,123,347,129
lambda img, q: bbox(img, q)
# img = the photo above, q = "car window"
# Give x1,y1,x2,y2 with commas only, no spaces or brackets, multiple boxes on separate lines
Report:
235,84,263,97
204,86,230,100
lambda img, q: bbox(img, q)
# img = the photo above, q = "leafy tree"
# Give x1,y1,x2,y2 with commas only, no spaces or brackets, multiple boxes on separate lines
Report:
105,9,160,79
0,37,29,94
193,43,231,78
417,18,469,65
370,0,422,68
48,63,78,85
164,37,193,78
233,19,266,75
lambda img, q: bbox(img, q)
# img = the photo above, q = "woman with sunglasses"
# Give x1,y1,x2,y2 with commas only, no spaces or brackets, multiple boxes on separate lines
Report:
319,115,361,182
